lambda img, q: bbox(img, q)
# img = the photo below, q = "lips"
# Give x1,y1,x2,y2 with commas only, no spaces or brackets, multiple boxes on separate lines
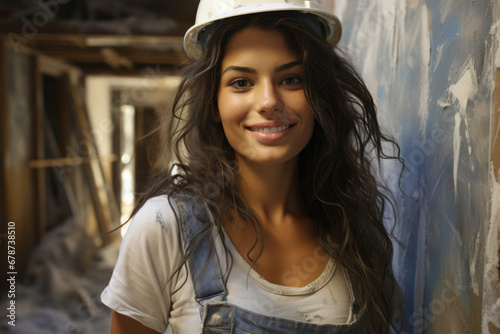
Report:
245,122,296,142
249,125,292,133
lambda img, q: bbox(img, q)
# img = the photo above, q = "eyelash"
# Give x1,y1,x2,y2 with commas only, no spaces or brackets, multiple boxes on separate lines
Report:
281,76,302,86
229,79,251,89
228,76,303,90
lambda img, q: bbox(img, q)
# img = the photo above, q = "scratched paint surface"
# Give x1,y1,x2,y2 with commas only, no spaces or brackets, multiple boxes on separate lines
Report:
337,0,495,332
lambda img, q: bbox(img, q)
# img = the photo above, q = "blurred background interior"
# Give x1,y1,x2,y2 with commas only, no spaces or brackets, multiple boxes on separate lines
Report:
0,1,198,332
1,0,500,333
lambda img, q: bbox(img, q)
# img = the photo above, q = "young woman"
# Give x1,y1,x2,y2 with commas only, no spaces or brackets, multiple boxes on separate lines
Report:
102,1,405,333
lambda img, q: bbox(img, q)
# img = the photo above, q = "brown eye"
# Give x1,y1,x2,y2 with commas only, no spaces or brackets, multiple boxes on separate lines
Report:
280,76,302,87
230,79,252,89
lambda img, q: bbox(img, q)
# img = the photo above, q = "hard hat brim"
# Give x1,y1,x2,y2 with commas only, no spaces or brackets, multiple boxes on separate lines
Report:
184,4,342,59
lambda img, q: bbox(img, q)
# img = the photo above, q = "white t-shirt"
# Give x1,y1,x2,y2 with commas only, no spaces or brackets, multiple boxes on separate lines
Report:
101,195,355,333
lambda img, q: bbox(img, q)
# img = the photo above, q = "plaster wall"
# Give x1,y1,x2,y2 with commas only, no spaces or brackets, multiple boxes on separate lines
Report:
336,0,500,332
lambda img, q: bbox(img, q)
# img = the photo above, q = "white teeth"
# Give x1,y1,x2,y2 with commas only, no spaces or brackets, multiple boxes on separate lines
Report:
251,125,291,133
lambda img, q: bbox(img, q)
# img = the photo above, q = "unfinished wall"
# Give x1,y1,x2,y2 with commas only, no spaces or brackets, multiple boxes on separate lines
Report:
336,0,499,332
2,44,36,276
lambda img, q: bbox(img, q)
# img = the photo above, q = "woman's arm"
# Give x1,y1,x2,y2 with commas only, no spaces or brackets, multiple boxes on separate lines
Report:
103,197,179,333
111,311,161,334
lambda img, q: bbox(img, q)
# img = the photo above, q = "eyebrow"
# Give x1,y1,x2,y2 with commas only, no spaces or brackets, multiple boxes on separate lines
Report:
221,61,302,75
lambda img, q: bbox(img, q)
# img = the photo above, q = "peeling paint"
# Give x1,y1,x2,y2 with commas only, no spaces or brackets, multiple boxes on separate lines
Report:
469,233,480,295
453,112,462,199
418,5,431,136
482,166,500,330
439,0,455,24
449,61,478,112
390,2,405,82
433,43,445,73
449,61,478,198
491,21,500,68
438,100,451,109
338,0,496,331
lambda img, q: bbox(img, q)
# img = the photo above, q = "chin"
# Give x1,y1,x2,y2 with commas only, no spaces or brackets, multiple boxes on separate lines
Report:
238,152,299,167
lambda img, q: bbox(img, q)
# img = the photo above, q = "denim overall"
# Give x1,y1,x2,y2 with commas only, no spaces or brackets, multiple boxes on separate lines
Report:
171,193,360,333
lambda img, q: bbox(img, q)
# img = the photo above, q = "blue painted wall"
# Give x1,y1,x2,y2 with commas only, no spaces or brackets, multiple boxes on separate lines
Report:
337,0,498,332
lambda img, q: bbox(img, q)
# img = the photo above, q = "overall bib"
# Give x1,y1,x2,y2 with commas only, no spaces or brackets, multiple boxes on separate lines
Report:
171,193,361,333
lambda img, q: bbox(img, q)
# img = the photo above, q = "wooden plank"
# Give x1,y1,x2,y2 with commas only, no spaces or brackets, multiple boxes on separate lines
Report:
39,53,81,77
36,49,186,64
2,38,41,278
0,21,193,38
111,90,123,219
32,53,46,243
0,34,8,291
28,154,117,169
42,111,79,223
1,36,35,56
65,74,119,244
57,73,70,154
31,33,184,47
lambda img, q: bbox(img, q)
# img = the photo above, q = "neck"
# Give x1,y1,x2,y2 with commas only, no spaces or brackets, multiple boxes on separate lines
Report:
236,156,304,224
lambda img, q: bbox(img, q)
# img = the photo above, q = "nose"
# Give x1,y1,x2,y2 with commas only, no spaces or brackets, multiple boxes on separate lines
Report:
256,81,283,114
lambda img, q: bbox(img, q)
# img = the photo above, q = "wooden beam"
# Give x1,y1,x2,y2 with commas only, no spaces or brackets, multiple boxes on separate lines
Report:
28,154,117,169
57,72,70,154
32,53,45,243
14,33,183,47
65,74,119,244
35,48,186,65
111,90,123,220
0,21,193,37
0,32,8,291
38,53,82,77
30,34,186,66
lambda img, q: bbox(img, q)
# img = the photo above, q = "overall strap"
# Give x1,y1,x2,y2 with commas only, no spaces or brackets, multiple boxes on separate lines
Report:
170,193,227,307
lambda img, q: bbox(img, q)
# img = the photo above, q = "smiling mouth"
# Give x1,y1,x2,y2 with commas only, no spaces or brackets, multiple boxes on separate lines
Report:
248,125,293,133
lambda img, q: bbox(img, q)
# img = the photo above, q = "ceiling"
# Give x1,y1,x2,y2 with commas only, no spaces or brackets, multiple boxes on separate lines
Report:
0,1,199,73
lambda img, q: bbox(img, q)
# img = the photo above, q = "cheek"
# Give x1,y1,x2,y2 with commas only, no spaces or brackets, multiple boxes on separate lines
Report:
216,96,229,125
216,90,230,123
217,93,247,126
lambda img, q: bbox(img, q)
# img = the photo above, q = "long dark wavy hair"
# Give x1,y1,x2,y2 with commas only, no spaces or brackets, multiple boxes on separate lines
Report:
131,12,405,333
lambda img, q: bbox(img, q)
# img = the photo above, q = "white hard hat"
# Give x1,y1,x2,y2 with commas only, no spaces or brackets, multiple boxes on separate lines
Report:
184,0,342,59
